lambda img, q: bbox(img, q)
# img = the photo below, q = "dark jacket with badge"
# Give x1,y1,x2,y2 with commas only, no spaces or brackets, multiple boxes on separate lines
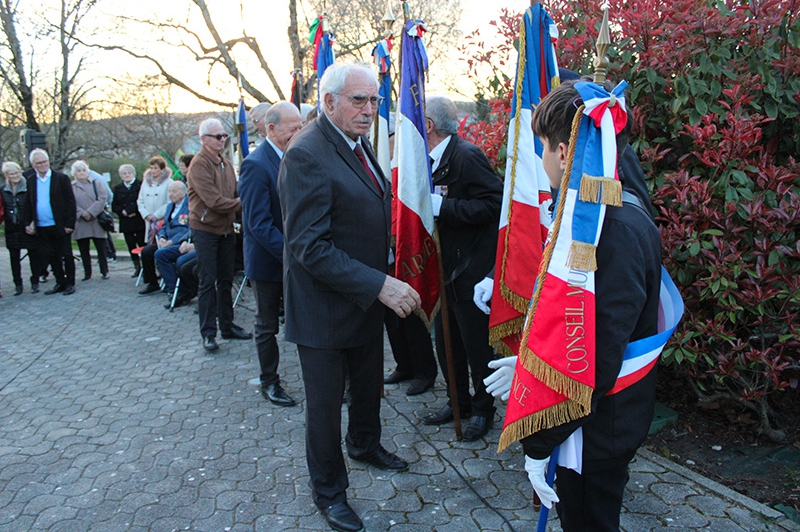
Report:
1,180,34,250
112,179,146,234
432,135,502,301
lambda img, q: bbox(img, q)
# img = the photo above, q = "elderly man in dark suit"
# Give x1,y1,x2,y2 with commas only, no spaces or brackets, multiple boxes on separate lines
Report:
239,101,302,408
25,148,77,295
278,63,421,532
420,96,503,442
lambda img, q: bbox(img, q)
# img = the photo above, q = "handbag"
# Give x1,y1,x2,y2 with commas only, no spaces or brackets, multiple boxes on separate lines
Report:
91,181,115,232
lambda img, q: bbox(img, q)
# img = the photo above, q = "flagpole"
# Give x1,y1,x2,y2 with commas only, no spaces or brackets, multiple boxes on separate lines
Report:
373,2,395,154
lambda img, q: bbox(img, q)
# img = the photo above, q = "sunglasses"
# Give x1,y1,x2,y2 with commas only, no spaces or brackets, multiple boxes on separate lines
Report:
204,133,229,140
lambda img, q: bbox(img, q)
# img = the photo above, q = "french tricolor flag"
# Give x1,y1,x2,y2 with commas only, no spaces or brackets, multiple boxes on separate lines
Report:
392,20,440,326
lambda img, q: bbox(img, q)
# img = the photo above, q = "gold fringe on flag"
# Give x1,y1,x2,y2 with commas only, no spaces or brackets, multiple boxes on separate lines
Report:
497,396,591,452
579,174,622,206
489,315,525,357
567,241,598,271
551,75,561,89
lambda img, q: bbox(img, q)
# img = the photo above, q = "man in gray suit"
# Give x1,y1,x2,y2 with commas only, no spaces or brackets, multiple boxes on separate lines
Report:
278,63,421,532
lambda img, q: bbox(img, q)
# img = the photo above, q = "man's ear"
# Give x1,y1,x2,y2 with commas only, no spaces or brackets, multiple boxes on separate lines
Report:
425,117,434,135
324,93,335,113
557,142,569,170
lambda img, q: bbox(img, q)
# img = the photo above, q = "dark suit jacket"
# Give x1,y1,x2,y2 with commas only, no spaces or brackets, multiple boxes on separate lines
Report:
278,113,391,349
26,169,76,235
239,140,284,283
158,199,191,244
112,180,146,234
433,136,502,301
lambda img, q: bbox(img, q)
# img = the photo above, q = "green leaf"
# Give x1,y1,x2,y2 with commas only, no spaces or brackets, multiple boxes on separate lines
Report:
696,98,709,115
689,241,701,256
764,99,778,118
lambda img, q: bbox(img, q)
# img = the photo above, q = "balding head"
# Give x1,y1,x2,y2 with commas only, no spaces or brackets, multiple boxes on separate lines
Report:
168,180,187,204
266,102,303,152
425,96,459,150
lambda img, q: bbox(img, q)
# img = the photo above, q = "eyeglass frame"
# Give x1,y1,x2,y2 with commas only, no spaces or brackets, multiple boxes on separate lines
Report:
338,93,385,109
203,133,230,141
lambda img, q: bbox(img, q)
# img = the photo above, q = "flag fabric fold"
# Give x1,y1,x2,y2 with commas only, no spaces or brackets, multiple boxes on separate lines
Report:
311,16,334,112
371,36,393,177
489,5,561,358
392,20,439,326
235,97,249,159
498,80,628,452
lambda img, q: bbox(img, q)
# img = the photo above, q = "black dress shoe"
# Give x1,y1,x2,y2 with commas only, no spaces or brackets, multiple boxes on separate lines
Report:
421,405,471,425
261,383,297,406
138,283,161,296
406,378,435,396
221,324,252,340
14,285,23,296
461,415,493,442
62,285,75,296
82,275,91,281
44,284,66,295
31,284,39,294
384,370,413,384
349,445,408,471
130,269,141,278
319,502,363,532
101,273,110,280
203,336,219,352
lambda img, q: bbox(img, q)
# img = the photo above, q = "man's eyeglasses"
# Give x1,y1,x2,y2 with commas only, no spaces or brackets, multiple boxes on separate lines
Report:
204,133,229,140
343,95,384,109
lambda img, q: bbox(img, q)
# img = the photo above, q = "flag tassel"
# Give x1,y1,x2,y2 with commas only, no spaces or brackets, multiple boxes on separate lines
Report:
579,174,622,206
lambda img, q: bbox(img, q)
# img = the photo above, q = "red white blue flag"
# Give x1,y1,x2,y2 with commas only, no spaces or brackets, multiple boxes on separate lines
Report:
309,16,334,113
371,36,393,177
392,20,439,326
490,4,560,358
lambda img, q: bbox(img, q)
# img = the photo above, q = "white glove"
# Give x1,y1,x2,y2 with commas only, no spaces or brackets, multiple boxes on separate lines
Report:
430,193,443,216
484,356,517,401
525,455,559,509
472,276,493,314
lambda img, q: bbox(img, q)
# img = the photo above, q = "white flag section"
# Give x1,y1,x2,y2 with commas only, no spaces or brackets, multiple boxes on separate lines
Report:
393,112,434,234
370,113,392,178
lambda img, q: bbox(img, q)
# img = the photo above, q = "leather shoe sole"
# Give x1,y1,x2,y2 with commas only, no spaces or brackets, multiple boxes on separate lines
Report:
319,502,363,532
348,447,408,471
203,337,219,352
461,415,493,442
383,370,412,385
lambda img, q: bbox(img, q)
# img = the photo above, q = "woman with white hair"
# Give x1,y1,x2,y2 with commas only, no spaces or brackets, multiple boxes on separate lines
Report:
112,163,146,277
71,160,109,280
2,161,38,295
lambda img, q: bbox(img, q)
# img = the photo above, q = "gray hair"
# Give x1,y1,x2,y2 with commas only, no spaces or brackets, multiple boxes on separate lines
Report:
265,101,301,127
426,96,459,136
118,163,136,176
249,102,271,124
319,63,379,106
198,118,224,136
3,161,22,174
70,160,89,175
168,180,188,194
28,148,49,164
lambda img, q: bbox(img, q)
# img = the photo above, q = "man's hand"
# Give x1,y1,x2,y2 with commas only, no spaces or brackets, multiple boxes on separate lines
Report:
524,456,559,509
146,215,156,222
25,222,35,235
473,277,494,315
484,356,517,401
179,241,194,254
64,228,73,234
378,276,421,318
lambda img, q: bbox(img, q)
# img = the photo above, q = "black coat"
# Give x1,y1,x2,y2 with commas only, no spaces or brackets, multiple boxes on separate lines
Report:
433,136,503,301
1,180,34,249
112,180,145,234
25,170,76,236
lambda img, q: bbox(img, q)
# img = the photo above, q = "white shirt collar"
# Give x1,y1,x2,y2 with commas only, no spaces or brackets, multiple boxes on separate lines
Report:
324,113,360,150
429,135,452,173
37,169,52,181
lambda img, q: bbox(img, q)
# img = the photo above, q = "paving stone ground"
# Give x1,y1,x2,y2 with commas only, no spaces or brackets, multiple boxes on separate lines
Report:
0,247,797,531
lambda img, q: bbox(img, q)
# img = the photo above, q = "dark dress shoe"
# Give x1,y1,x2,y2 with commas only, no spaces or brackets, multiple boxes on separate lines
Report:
461,415,493,442
138,283,161,296
101,273,110,280
406,378,435,396
221,324,252,340
82,275,91,281
31,284,39,294
14,285,23,296
421,405,471,425
44,284,66,295
203,336,219,352
62,285,75,296
130,269,141,278
319,502,363,532
349,445,408,471
39,275,48,283
384,370,413,384
261,383,297,406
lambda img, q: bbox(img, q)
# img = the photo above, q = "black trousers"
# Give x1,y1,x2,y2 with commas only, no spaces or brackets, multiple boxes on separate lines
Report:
251,279,283,387
298,333,383,509
123,230,145,267
385,309,437,381
140,243,159,286
194,229,235,338
37,226,75,287
434,284,496,417
7,247,38,288
176,257,198,299
76,237,108,278
555,454,634,532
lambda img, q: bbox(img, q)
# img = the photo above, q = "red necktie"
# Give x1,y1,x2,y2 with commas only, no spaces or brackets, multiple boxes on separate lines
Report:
354,143,382,192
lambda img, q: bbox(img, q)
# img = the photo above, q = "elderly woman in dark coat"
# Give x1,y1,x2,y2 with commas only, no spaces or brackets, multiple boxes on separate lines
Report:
112,163,146,277
71,160,109,280
2,161,38,295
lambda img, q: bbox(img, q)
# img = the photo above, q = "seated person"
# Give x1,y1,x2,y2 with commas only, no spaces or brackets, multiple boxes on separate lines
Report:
159,240,196,308
165,251,198,309
138,181,190,296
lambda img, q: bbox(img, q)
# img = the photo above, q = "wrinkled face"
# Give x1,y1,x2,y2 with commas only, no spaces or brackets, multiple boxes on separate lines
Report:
325,70,378,140
4,168,22,184
168,183,185,204
268,112,303,152
120,168,135,183
200,122,229,154
73,166,90,181
31,153,50,176
149,164,163,179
